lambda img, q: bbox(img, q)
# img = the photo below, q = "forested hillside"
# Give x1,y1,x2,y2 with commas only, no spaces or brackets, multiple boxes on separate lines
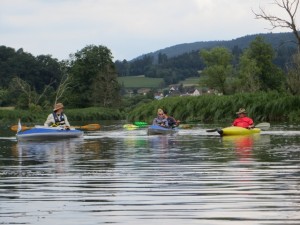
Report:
115,32,297,86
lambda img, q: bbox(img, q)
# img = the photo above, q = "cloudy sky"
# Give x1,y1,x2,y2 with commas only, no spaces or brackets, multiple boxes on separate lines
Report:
0,0,290,61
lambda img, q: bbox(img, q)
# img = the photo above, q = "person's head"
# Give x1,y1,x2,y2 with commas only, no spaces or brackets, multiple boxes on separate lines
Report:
157,108,164,118
236,108,247,117
53,103,64,113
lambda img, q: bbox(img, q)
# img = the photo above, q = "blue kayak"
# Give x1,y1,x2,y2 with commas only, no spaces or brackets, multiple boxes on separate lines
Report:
147,125,178,135
16,127,83,141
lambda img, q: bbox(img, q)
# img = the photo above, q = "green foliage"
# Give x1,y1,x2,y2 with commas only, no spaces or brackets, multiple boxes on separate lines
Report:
200,47,233,94
286,52,300,95
236,52,261,92
0,107,124,124
68,45,121,108
243,37,285,91
127,92,300,123
67,107,123,121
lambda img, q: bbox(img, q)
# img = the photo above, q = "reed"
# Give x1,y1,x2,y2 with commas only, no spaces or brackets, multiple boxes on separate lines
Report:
127,92,300,123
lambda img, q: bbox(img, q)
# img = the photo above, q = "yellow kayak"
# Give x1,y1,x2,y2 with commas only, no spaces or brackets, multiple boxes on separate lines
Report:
123,124,138,130
218,126,261,136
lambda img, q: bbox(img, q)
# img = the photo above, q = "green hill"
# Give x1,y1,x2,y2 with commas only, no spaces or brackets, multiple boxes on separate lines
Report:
133,32,296,61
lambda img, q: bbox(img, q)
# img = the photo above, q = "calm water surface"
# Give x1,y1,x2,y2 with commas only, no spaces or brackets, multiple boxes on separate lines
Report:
0,123,299,225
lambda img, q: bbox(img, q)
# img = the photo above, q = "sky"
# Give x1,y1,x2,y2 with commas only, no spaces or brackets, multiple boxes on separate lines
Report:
0,0,291,61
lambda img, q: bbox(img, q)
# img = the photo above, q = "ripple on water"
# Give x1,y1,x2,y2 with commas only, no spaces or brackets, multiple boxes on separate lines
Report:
0,129,299,225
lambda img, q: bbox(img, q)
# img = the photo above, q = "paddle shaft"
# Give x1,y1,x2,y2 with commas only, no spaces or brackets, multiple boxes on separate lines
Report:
11,123,100,132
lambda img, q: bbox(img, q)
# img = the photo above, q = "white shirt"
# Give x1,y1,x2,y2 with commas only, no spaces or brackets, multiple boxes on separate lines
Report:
44,113,70,127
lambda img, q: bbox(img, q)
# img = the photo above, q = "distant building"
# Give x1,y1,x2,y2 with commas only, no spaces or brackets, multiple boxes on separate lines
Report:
191,89,200,96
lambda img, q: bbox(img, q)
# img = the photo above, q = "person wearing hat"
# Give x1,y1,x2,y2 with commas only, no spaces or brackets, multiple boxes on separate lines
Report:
44,103,70,129
232,108,254,129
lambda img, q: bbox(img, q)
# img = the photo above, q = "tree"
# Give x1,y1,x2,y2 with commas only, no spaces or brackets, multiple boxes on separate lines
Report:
286,52,300,94
69,45,121,107
53,61,73,106
244,37,285,91
10,76,53,109
237,51,261,92
200,47,233,94
253,0,300,49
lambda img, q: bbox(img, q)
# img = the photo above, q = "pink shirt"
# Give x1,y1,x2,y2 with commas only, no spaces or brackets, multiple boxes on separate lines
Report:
232,117,253,128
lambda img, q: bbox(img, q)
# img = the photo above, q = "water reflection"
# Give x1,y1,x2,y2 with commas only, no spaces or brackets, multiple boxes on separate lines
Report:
221,134,271,161
15,138,84,173
0,129,299,225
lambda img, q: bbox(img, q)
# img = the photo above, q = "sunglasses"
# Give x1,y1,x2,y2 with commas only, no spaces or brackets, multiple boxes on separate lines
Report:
158,113,163,115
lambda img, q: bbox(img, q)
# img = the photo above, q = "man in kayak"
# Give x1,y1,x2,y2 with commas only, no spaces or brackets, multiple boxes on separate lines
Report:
44,103,71,129
233,108,254,129
152,108,168,127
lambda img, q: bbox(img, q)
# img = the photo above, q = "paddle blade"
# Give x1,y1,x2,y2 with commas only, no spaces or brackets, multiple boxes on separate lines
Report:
179,124,193,129
133,121,148,127
10,125,31,132
255,122,270,131
77,124,100,131
206,128,218,132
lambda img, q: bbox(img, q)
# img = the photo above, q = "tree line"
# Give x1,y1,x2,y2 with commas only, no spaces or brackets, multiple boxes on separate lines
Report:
0,45,121,110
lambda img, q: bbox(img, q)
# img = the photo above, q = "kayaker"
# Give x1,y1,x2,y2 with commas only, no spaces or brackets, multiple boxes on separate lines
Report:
44,103,71,129
232,108,254,129
164,110,180,128
152,108,168,127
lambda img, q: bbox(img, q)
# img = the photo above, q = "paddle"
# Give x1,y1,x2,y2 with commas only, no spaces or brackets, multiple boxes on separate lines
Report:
133,121,148,127
206,122,271,133
253,122,270,130
10,123,101,132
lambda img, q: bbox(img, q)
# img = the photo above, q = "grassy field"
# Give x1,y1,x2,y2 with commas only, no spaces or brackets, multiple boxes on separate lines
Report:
179,77,200,86
118,76,200,88
118,76,164,88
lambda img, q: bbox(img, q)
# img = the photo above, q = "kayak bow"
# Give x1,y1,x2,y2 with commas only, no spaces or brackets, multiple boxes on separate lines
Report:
217,126,261,136
16,126,83,141
147,125,178,135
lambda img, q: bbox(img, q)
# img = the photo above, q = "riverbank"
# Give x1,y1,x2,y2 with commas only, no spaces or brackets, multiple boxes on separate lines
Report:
2,92,300,125
0,107,124,125
126,92,300,123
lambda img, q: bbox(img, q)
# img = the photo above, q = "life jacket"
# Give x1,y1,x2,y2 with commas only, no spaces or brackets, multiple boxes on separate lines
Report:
166,116,177,127
51,112,66,127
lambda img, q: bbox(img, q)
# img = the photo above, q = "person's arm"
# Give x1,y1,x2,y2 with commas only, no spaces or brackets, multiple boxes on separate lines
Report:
63,114,70,127
248,118,254,129
152,118,158,125
44,114,53,127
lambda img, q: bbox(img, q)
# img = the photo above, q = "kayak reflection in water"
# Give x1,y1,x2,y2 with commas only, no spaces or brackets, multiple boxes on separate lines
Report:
232,108,254,129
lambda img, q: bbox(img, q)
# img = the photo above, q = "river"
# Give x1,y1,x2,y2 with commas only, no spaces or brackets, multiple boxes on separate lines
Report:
0,122,299,224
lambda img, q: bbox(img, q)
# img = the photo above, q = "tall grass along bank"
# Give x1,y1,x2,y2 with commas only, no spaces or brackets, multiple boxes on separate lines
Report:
127,92,300,123
0,107,124,126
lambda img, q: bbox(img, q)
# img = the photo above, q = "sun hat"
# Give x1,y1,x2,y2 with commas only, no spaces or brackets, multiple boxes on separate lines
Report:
53,103,64,111
236,108,247,114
